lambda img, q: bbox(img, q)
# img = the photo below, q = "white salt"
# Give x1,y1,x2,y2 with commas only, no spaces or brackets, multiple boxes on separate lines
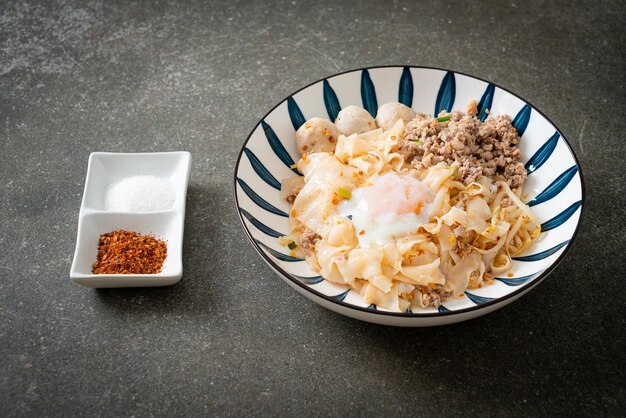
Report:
104,175,175,212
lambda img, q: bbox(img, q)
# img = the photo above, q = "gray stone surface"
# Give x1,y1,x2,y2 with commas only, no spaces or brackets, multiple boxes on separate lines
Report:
1,0,624,416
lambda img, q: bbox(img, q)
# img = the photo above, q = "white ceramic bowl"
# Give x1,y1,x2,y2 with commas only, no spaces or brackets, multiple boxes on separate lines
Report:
70,152,191,288
234,66,584,326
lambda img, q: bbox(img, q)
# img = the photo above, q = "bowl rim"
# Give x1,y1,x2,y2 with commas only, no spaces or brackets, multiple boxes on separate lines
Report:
233,64,586,318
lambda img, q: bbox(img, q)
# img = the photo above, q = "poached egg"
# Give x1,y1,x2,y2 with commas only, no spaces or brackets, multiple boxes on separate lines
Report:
338,172,434,246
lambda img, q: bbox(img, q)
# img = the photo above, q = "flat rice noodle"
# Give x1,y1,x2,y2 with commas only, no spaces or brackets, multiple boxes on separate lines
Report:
280,176,305,200
466,197,491,233
422,164,453,189
440,206,468,227
326,216,357,246
292,155,356,235
349,154,384,177
361,282,400,311
400,258,444,286
297,152,331,178
429,187,450,218
334,133,376,162
446,251,481,294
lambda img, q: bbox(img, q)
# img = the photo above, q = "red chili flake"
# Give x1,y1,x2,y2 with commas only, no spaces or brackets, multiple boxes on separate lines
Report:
92,230,167,274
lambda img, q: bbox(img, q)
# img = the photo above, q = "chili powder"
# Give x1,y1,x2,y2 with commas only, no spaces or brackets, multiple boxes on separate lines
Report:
92,230,167,274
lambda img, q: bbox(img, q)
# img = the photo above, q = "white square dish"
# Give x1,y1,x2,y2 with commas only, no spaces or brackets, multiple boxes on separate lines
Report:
70,151,191,288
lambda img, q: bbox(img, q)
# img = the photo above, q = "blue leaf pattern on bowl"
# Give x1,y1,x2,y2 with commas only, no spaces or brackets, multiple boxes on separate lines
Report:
465,292,494,304
541,201,582,232
434,71,456,115
332,289,350,302
287,96,306,131
360,69,378,117
292,274,324,285
367,304,377,310
495,273,540,286
261,120,301,176
477,83,495,122
512,104,531,136
240,208,284,238
323,79,341,122
236,178,288,217
437,305,450,313
243,148,281,190
398,67,413,107
526,132,560,174
513,240,569,262
256,240,304,262
528,166,578,207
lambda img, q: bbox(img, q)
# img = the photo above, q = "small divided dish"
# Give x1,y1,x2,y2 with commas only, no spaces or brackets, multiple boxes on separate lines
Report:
70,152,191,288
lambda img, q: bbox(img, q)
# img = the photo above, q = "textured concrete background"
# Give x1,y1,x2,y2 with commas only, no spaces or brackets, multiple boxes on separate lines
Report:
1,0,624,416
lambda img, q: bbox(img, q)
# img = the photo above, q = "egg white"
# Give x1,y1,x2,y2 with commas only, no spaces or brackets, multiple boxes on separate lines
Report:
338,172,434,247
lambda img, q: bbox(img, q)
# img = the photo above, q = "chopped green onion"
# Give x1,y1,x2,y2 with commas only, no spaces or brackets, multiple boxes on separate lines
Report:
436,115,451,123
337,187,352,199
287,241,297,250
409,138,422,145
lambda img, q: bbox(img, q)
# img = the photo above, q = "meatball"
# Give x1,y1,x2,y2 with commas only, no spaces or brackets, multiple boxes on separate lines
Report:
335,105,377,136
375,102,417,130
295,118,340,154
